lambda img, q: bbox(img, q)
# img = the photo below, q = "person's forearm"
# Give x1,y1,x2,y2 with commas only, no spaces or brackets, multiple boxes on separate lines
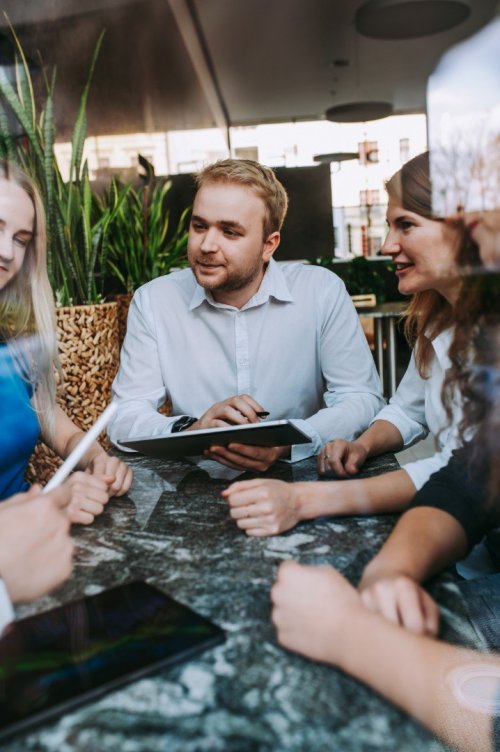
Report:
331,608,493,752
62,431,104,469
355,420,405,457
295,469,417,519
361,507,469,586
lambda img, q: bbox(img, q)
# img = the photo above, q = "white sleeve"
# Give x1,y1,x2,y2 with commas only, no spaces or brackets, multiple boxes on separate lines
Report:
0,579,14,635
370,350,429,447
291,278,385,462
401,443,456,491
108,289,177,449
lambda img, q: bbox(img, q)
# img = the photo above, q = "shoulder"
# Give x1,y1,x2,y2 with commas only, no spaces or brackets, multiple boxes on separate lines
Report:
133,268,196,306
279,262,346,293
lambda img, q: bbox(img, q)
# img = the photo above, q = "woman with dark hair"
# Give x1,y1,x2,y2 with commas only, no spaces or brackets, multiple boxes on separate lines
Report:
270,214,500,752
223,152,476,536
357,221,500,635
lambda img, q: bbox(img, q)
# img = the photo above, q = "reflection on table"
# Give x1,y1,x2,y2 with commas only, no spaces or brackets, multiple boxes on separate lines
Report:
12,451,481,752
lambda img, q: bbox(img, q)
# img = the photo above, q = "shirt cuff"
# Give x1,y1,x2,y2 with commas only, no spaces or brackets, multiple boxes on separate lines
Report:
288,419,322,463
0,579,14,636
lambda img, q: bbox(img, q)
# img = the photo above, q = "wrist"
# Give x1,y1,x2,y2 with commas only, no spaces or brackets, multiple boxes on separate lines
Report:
294,481,340,521
360,554,414,591
353,435,372,458
171,416,198,433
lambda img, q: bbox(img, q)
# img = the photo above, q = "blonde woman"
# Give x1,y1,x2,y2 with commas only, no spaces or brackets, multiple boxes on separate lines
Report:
223,152,475,533
0,160,132,522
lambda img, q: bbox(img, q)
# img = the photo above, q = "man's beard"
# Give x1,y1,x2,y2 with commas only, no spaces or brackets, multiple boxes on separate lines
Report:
192,259,264,294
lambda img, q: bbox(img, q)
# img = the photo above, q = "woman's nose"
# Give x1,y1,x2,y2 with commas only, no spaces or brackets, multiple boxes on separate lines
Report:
381,231,400,257
0,233,14,260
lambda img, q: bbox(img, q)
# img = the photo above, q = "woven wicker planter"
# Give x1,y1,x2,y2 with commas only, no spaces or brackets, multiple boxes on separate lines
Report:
109,292,133,348
26,302,120,484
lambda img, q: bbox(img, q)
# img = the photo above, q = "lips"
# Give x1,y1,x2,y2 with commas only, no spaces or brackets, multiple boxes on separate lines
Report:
395,262,414,272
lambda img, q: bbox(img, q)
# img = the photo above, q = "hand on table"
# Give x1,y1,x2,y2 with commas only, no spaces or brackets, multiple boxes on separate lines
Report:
64,471,112,525
206,443,289,472
271,561,363,664
189,394,266,431
0,484,74,603
317,439,368,477
359,572,440,637
222,477,301,535
87,452,133,496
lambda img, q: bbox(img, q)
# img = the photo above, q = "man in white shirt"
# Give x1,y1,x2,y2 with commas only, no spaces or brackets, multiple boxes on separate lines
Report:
0,485,74,635
108,159,384,471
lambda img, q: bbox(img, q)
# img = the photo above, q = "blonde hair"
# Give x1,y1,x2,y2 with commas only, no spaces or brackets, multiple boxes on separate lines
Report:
195,158,289,239
385,152,464,377
0,161,59,438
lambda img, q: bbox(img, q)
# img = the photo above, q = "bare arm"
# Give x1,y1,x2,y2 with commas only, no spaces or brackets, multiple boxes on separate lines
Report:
42,406,133,499
224,468,417,537
44,406,105,468
272,562,495,752
360,507,468,586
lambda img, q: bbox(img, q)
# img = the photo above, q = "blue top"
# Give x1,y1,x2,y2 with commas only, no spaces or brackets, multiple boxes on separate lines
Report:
0,342,40,500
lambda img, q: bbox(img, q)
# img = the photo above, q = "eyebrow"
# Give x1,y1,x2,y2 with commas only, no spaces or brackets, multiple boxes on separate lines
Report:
0,218,33,236
191,214,245,231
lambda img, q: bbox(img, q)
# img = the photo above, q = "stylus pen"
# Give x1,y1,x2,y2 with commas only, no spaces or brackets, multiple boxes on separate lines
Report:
43,402,118,493
256,411,270,418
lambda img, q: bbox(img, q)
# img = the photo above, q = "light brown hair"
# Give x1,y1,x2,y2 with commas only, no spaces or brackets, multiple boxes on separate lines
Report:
385,152,472,377
195,158,289,240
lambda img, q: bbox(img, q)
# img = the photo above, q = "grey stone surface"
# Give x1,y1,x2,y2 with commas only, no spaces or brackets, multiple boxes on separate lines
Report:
4,453,476,751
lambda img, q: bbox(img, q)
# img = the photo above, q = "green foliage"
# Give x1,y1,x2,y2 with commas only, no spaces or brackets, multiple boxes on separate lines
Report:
316,255,394,303
0,25,129,306
105,174,189,294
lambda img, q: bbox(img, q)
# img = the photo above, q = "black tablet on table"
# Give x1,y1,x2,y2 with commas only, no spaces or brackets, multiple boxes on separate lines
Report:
0,581,225,741
120,419,312,459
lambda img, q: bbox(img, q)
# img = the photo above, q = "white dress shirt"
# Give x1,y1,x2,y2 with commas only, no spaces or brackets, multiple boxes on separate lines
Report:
108,259,384,462
371,328,462,490
0,578,14,636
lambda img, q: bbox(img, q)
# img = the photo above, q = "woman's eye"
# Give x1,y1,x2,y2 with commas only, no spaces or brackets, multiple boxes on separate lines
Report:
399,220,413,231
14,236,28,248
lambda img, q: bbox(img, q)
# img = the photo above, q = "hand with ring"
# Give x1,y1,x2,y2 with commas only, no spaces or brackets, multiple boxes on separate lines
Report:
317,439,368,477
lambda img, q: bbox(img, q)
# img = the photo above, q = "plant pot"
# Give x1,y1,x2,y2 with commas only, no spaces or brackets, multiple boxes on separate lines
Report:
26,302,120,484
109,292,133,348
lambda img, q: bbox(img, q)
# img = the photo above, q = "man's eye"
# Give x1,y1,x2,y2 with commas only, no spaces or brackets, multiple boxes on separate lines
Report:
223,228,239,237
191,221,205,231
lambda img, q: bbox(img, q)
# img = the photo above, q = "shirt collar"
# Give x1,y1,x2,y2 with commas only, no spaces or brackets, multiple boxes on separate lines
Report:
188,258,294,311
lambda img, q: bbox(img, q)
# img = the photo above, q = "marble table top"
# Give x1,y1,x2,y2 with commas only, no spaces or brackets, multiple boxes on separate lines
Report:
4,453,482,752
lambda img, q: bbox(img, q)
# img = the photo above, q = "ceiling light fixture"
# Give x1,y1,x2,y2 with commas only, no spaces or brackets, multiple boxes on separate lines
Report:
355,0,471,40
325,101,393,122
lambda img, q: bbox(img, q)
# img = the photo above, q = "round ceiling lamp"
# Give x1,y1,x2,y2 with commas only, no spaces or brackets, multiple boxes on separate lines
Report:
325,101,393,122
355,0,471,40
313,152,359,164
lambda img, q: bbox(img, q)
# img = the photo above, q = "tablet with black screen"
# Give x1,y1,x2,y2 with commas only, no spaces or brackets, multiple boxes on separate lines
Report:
0,581,225,741
120,419,312,459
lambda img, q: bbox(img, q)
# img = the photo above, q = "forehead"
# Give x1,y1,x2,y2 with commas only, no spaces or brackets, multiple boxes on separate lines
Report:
193,182,266,226
0,178,34,230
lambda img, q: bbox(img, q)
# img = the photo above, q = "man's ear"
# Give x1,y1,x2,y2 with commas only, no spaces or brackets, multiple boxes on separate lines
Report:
262,231,281,262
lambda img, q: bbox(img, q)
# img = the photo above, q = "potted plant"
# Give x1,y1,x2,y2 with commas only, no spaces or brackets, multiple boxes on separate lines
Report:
104,157,190,344
315,255,392,306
